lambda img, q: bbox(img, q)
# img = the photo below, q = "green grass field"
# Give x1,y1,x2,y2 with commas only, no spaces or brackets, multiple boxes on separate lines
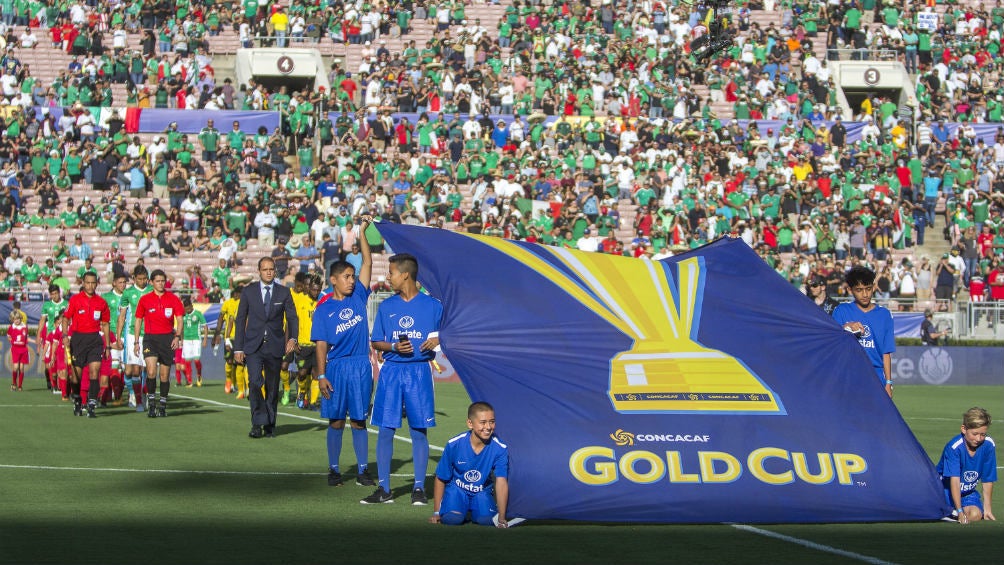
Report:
1,381,1001,565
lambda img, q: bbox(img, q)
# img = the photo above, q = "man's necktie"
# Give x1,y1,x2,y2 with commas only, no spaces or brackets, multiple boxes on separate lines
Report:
264,285,272,316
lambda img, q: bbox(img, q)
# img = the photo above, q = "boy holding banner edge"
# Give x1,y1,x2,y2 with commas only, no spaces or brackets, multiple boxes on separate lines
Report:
429,402,513,528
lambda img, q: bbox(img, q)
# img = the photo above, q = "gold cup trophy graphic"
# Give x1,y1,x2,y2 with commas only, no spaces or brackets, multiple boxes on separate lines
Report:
474,236,785,415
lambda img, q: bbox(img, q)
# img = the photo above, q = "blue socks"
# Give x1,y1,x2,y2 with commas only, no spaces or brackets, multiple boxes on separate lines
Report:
374,427,430,491
410,427,429,490
377,427,395,491
326,426,343,473
351,426,369,472
329,425,370,473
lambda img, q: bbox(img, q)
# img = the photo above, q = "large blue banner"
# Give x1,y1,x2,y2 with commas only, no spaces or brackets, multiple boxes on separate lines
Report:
377,224,947,523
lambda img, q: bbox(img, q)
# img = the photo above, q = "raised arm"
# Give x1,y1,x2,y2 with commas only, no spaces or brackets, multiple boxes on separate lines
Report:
359,217,373,288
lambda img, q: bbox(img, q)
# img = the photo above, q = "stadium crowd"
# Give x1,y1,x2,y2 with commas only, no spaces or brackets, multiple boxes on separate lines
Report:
0,0,1003,312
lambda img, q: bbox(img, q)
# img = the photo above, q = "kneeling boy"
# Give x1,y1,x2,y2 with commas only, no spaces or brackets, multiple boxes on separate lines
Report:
430,402,511,528
937,407,996,524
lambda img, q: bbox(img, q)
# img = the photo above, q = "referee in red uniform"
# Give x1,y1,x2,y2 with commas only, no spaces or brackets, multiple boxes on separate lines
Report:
60,272,111,418
134,269,184,418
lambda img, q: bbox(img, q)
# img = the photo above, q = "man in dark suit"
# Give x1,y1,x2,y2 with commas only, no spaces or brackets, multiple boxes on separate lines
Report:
234,257,299,438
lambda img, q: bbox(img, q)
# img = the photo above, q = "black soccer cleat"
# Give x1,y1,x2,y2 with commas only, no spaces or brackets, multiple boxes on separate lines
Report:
86,401,97,419
148,401,158,419
158,402,166,418
360,487,394,504
327,470,343,487
72,398,83,417
410,487,428,506
356,469,376,487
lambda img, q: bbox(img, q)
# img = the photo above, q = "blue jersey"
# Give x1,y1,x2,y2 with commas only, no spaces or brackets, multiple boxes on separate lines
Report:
436,431,509,495
311,281,371,359
832,302,895,381
371,292,443,364
936,434,998,498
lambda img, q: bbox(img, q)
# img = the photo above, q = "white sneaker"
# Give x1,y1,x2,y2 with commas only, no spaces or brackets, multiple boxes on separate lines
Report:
128,391,136,408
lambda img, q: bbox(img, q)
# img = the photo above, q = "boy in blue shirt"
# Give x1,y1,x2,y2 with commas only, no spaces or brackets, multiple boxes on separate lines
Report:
832,266,896,397
937,407,996,524
430,402,511,528
361,253,444,505
312,217,375,488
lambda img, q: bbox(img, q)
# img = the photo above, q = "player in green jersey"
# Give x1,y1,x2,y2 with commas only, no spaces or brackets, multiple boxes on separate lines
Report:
117,266,153,412
38,285,69,398
180,297,208,387
102,274,128,403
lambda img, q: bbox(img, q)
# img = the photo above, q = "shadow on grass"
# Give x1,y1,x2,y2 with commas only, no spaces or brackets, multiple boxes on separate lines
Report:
94,406,224,418
6,517,993,565
274,422,328,435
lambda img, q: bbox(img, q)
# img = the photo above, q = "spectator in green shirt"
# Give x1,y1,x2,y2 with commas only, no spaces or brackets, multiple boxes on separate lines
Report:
198,119,221,162
212,259,232,297
76,258,99,284
20,256,42,283
52,267,70,295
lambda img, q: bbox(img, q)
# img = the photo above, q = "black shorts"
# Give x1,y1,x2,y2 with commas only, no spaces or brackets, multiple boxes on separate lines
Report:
142,333,175,366
70,333,104,368
296,345,317,373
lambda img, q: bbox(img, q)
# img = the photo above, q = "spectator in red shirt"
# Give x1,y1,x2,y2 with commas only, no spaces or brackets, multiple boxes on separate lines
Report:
339,73,357,101
134,269,184,418
988,263,1004,302
185,265,207,302
978,225,995,258
60,272,110,418
762,219,778,249
601,232,619,254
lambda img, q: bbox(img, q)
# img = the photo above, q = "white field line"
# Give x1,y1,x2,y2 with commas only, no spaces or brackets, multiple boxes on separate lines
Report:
171,393,445,452
731,524,900,565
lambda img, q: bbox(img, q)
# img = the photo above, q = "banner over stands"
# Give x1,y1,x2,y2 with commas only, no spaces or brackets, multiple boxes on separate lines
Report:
29,106,279,135
377,223,947,523
25,105,1000,146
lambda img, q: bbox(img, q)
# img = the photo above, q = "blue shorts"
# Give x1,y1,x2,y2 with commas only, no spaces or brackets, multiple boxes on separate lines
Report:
370,362,436,429
943,486,984,512
441,485,497,526
319,356,373,422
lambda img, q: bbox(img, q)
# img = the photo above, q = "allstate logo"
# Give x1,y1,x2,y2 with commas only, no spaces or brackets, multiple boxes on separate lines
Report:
859,324,872,339
338,308,354,320
609,429,635,446
463,469,482,483
398,316,415,329
918,348,953,385
963,471,979,483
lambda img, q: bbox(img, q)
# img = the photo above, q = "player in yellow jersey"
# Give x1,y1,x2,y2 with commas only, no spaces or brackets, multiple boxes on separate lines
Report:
281,274,309,405
291,272,323,409
213,276,250,397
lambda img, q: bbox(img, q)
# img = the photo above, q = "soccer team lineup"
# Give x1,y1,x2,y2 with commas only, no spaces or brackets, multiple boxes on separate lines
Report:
6,224,521,527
